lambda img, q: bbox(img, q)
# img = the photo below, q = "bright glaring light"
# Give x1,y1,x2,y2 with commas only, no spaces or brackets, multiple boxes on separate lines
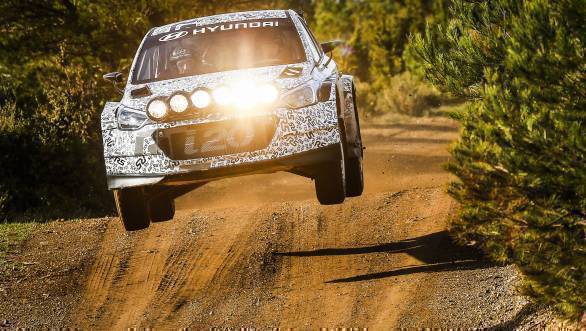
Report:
212,86,233,106
191,90,211,109
232,82,256,109
147,99,168,119
169,94,189,113
256,84,279,104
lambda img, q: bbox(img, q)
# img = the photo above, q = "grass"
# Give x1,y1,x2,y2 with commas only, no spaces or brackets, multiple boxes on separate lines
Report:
362,102,468,126
355,72,466,121
0,222,37,269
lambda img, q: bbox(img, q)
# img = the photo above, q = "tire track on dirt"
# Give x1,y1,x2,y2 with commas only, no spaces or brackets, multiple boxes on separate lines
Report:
143,207,271,327
4,119,537,328
160,205,291,327
70,119,474,328
77,217,183,328
247,189,451,327
108,219,183,329
77,221,127,325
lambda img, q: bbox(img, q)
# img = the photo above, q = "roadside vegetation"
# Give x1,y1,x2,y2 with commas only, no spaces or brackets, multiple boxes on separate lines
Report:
0,222,36,274
313,0,455,118
411,0,585,321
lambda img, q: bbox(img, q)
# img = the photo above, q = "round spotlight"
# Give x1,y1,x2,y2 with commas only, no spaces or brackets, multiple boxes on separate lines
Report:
190,90,211,109
257,84,279,104
146,99,168,120
212,86,233,106
169,93,190,113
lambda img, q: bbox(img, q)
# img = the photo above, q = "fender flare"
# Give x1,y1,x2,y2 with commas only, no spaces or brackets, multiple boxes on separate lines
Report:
335,74,362,159
101,101,120,131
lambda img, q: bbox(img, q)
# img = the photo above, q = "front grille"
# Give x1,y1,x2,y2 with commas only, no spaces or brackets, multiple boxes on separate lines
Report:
155,116,277,160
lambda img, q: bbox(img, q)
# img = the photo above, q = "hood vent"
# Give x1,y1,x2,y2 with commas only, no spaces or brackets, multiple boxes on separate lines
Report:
130,85,152,98
279,65,303,78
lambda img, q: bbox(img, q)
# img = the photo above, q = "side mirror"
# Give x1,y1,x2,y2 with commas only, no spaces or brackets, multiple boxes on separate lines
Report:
103,72,124,95
103,72,123,83
321,40,344,54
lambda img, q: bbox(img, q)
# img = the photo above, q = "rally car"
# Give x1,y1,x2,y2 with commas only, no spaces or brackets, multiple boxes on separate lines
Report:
101,9,364,231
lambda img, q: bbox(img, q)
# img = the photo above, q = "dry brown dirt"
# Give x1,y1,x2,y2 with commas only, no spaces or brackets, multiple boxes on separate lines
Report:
0,118,538,328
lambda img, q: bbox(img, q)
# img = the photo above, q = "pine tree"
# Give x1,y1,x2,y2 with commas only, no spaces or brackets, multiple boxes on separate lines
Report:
411,0,585,320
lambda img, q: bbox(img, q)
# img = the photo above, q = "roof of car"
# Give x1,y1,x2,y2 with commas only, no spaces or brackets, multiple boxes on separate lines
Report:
150,9,294,37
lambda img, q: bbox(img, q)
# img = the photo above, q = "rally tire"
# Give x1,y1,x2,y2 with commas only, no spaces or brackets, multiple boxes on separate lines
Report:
345,156,364,197
315,143,346,205
149,198,176,222
345,83,364,197
114,188,151,231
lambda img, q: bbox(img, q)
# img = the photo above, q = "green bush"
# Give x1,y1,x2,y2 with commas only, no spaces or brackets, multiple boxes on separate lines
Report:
312,0,453,117
356,72,444,117
411,0,585,320
0,59,112,218
313,0,449,80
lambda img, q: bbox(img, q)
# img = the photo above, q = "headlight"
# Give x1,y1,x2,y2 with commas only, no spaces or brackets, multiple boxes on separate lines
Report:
191,89,211,109
211,83,280,109
117,106,148,130
212,86,233,106
232,82,257,109
256,84,279,104
282,83,317,109
146,99,168,120
169,93,190,113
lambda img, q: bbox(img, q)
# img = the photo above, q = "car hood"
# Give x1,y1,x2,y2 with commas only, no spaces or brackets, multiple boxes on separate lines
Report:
120,62,313,111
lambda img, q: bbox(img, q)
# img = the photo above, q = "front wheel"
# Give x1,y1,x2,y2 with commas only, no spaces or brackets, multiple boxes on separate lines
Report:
314,144,346,205
149,198,175,222
114,188,150,231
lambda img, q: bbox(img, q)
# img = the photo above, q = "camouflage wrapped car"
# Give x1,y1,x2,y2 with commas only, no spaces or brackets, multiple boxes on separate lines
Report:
101,10,363,230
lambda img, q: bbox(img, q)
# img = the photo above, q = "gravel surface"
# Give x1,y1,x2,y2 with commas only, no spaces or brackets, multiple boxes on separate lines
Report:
0,118,573,329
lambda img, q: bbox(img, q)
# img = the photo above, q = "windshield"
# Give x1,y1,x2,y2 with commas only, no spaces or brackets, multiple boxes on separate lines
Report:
132,18,306,84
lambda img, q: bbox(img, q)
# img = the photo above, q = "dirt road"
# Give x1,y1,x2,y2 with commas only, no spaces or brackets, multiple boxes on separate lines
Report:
0,118,535,328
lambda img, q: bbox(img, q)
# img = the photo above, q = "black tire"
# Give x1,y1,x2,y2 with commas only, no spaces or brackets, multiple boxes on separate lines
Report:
345,156,364,197
315,143,346,205
149,198,175,222
345,84,364,197
114,188,150,231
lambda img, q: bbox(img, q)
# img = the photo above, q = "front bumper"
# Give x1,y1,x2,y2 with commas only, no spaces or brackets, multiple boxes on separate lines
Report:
107,144,340,189
102,101,340,189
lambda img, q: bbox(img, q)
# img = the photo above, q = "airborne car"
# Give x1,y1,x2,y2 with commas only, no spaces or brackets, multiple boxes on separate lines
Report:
101,10,364,231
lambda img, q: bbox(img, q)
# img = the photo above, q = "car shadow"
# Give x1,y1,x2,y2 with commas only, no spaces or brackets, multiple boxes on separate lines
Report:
274,231,490,283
